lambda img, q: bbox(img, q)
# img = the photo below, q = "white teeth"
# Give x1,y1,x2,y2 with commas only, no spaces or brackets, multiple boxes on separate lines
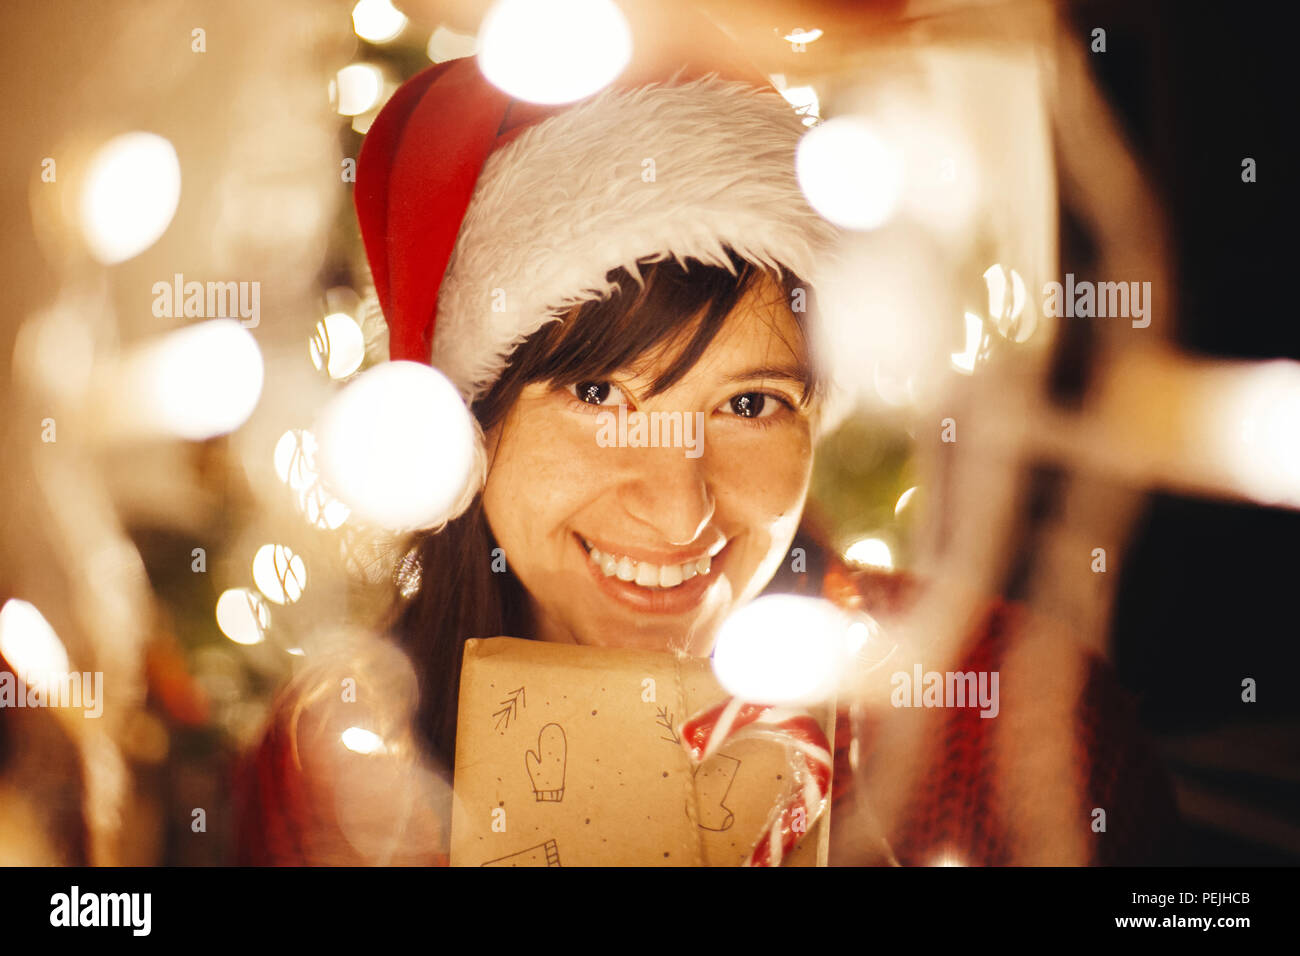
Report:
583,536,718,589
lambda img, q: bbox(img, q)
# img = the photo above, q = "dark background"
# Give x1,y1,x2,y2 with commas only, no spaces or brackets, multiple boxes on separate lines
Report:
1069,0,1298,864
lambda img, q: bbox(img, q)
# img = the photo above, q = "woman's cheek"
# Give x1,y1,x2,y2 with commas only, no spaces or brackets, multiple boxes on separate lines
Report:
487,400,611,520
706,420,813,594
706,418,813,514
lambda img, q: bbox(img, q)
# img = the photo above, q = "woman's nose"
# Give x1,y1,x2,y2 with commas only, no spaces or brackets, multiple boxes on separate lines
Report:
616,445,715,547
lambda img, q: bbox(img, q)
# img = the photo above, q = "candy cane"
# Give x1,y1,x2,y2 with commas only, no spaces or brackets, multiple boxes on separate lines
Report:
679,697,832,867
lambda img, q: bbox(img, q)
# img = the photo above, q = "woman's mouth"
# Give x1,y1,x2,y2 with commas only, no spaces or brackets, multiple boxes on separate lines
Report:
574,533,727,615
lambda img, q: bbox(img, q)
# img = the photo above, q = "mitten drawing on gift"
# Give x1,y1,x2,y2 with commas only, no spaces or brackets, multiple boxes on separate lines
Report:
526,723,567,802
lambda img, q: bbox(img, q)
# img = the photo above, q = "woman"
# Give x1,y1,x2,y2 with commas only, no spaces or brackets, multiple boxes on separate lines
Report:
236,40,1178,866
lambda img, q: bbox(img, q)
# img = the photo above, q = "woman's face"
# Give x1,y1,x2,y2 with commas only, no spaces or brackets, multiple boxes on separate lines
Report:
481,274,815,656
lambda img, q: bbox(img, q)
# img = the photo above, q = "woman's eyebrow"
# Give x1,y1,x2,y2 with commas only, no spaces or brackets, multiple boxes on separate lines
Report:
719,365,810,388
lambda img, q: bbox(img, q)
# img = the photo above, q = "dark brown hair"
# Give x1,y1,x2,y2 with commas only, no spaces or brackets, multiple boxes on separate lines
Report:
381,248,830,769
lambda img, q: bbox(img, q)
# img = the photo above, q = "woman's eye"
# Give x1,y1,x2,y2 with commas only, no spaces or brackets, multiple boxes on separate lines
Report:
724,392,778,418
572,381,624,406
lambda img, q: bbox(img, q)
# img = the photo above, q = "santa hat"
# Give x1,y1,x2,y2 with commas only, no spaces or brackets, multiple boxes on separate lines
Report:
351,16,839,524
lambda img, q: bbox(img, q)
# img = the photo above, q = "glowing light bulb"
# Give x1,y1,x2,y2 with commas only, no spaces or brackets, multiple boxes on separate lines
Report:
1217,361,1300,507
79,132,181,264
334,63,384,116
129,319,263,440
315,361,481,532
274,429,318,493
251,544,308,605
299,484,351,531
342,726,386,754
796,117,903,231
273,429,351,530
711,595,850,705
0,599,72,695
844,537,892,570
215,588,271,645
352,0,407,43
477,0,631,105
309,312,366,380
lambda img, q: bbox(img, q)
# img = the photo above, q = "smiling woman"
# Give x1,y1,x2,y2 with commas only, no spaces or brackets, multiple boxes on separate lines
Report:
235,10,1180,869
392,250,824,767
231,13,862,864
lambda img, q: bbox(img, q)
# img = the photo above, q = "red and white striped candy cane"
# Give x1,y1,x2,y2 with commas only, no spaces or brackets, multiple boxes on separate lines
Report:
679,697,832,867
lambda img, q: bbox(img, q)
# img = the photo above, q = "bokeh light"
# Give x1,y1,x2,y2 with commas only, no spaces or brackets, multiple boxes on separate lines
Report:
0,599,72,696
79,132,181,264
274,428,318,493
351,0,407,44
215,588,271,646
129,319,263,440
477,0,631,105
251,544,308,605
711,595,851,705
341,726,385,755
1215,361,1300,507
427,24,478,63
309,311,366,380
334,63,385,116
298,483,351,531
273,428,352,531
315,361,480,532
844,537,893,570
796,117,903,231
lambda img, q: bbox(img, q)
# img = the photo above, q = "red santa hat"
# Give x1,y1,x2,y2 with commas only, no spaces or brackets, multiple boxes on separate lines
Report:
349,15,839,527
354,17,837,404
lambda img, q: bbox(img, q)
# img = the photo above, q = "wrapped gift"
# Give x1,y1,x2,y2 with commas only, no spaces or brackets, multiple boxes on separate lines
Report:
449,636,834,866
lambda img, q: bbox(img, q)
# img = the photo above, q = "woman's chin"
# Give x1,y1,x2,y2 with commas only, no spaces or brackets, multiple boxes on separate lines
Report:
583,625,716,657
560,604,722,657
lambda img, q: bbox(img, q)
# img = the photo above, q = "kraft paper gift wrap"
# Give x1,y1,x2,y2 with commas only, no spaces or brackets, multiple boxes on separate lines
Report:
449,637,835,866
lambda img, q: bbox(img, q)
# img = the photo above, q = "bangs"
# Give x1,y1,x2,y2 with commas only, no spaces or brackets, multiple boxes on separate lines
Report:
473,247,816,428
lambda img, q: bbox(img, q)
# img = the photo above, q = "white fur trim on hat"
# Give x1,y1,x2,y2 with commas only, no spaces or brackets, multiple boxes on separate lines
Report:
432,75,841,404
